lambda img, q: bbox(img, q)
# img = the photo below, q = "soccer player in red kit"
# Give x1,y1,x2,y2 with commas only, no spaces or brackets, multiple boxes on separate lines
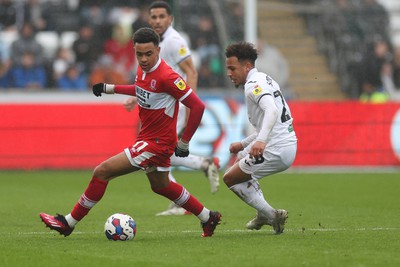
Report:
39,27,221,238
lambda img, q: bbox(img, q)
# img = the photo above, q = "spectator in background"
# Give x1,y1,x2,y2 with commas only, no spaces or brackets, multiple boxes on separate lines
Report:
9,51,47,89
78,0,109,43
0,0,18,31
359,0,390,42
227,1,244,41
194,16,220,63
0,39,11,88
10,22,44,67
103,23,136,82
191,15,222,88
78,0,107,27
57,64,87,91
52,47,75,82
322,0,365,45
131,3,150,32
72,24,103,76
391,46,400,90
23,0,48,32
89,54,129,86
358,37,391,103
392,46,400,92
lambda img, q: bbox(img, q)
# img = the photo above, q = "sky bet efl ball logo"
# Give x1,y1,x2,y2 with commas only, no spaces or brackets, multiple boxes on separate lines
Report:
174,78,186,90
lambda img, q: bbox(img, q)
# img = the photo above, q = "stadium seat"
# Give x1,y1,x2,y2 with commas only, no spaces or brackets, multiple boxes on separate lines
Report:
60,31,78,49
35,31,59,59
0,31,18,50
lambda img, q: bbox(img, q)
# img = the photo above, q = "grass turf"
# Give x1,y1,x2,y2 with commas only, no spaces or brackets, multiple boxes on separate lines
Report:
0,170,399,267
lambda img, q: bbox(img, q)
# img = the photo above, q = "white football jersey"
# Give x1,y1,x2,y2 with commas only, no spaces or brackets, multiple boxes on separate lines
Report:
244,68,297,147
159,26,191,80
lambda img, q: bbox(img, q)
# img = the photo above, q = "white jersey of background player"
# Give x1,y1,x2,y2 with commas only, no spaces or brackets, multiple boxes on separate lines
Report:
123,1,220,216
223,41,297,234
159,26,193,135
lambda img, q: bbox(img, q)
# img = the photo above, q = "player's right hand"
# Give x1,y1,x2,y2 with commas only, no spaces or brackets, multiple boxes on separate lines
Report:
93,83,105,97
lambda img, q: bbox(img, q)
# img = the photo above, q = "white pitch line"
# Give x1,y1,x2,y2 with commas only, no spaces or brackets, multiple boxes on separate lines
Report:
10,227,400,236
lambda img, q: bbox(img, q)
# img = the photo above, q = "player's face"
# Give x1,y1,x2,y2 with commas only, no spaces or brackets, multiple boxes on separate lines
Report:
226,56,248,88
149,8,173,37
135,42,160,72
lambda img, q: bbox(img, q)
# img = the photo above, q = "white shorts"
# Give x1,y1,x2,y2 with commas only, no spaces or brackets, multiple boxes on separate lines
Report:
238,141,297,180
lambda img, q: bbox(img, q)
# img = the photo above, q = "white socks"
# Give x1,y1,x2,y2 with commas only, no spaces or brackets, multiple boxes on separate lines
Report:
65,214,78,228
229,179,275,219
197,207,211,223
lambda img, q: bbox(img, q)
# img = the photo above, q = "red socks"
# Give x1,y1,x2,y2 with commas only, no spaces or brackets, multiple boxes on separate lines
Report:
71,177,108,221
152,181,204,215
70,178,203,221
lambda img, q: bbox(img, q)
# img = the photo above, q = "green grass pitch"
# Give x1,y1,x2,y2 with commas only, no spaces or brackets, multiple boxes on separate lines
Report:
0,170,399,267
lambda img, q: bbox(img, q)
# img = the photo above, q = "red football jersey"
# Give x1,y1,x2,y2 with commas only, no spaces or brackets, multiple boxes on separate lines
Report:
134,58,192,148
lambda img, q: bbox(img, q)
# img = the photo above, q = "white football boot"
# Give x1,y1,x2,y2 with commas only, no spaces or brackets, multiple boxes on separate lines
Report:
271,209,288,234
246,211,271,230
205,158,220,194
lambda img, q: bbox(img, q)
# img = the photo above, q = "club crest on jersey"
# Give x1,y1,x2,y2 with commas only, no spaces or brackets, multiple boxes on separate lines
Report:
178,46,187,56
252,85,262,95
174,78,186,90
150,79,156,90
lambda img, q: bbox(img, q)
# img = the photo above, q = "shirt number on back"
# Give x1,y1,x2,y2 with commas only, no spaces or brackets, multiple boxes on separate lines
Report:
273,90,291,123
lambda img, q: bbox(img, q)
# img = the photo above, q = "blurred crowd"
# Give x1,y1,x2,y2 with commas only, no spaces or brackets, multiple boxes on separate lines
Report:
0,0,242,91
303,0,400,102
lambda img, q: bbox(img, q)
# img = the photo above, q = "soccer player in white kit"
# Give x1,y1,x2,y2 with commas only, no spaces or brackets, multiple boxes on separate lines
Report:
124,1,220,216
223,41,297,234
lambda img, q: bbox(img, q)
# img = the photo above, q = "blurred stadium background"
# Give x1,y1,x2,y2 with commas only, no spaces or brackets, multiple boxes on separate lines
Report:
1,0,400,170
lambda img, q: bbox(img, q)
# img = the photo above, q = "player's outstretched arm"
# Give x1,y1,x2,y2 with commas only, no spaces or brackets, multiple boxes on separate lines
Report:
92,83,136,97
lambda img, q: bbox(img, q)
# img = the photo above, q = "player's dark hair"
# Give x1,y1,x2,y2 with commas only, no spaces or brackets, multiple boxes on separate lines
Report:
149,1,172,15
225,41,258,65
133,27,160,46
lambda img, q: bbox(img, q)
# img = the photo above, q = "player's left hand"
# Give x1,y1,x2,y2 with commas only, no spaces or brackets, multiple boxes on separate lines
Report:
93,83,105,97
175,139,189,157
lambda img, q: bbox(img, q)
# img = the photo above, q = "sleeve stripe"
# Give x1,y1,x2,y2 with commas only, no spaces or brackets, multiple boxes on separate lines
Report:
257,93,272,104
177,55,191,65
179,88,192,102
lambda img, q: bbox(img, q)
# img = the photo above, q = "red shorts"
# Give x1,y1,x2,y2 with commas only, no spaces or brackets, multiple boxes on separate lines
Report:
124,140,174,171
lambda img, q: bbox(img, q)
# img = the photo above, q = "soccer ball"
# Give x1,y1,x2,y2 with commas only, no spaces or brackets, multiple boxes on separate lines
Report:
104,213,136,241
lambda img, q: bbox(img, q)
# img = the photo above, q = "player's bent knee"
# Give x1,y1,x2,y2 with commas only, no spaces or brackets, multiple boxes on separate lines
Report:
93,162,111,180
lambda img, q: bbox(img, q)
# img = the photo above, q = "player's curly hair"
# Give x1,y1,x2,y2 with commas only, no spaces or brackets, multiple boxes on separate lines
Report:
133,27,160,46
225,41,258,65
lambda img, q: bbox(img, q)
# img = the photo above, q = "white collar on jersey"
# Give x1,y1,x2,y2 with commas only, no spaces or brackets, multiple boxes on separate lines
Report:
246,68,258,82
161,26,174,41
145,57,162,73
